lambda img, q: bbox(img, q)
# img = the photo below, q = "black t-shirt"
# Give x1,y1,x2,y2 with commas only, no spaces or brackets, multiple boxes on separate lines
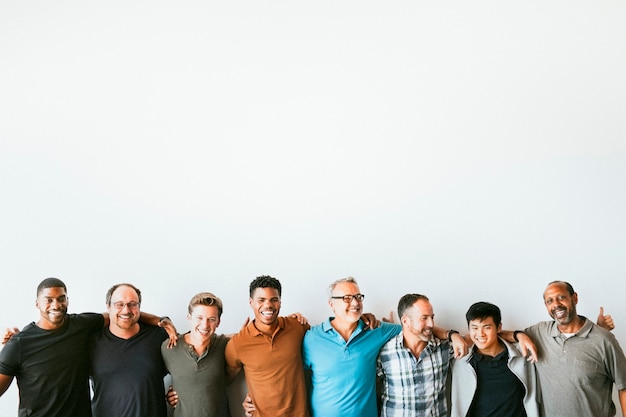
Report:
0,313,104,417
468,345,527,417
90,323,168,417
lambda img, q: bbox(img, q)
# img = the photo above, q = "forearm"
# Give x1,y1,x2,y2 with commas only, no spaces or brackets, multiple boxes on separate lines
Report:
619,389,626,417
499,329,517,343
0,374,14,397
500,330,538,362
139,311,168,326
433,326,455,340
226,365,242,384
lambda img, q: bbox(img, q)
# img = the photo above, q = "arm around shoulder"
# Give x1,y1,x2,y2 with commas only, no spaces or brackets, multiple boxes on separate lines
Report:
226,364,242,385
500,330,538,363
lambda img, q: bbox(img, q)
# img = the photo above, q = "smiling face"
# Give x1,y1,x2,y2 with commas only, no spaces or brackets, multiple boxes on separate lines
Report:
543,282,578,326
188,304,220,344
402,299,434,343
329,281,363,325
469,316,501,355
249,287,281,330
36,287,69,330
107,285,141,335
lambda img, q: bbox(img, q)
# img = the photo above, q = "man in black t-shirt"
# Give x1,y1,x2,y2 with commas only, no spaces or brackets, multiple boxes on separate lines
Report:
90,283,170,417
0,278,104,417
0,278,175,417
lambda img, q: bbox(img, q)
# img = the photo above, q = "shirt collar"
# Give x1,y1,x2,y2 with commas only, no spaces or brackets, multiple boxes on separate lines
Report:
548,315,592,338
247,316,286,337
472,344,508,362
322,317,365,336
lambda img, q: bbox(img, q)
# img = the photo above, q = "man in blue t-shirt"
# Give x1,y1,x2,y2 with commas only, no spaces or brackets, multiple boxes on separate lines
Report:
303,277,465,417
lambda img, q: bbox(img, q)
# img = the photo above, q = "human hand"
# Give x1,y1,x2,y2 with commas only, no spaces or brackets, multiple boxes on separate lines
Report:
516,333,538,363
597,307,615,331
240,316,250,332
287,312,309,325
382,311,394,323
361,313,380,329
450,332,468,358
166,386,178,408
2,327,19,345
242,393,256,417
159,318,177,348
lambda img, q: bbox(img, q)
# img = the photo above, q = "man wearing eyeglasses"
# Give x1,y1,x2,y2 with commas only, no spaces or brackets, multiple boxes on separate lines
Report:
90,283,172,417
302,277,467,417
0,278,174,417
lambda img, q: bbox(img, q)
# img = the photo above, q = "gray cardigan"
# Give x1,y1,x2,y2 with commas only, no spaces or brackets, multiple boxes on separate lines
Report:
449,337,541,417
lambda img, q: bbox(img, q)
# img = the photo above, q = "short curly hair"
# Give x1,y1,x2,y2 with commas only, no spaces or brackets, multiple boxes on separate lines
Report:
37,277,67,296
249,275,282,297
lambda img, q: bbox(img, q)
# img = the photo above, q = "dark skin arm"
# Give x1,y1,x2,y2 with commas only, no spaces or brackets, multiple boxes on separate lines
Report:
2,328,18,345
361,313,380,329
0,374,14,398
3,312,177,347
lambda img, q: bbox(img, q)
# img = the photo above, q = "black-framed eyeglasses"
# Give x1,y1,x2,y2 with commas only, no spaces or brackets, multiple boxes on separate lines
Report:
112,301,140,310
330,294,365,303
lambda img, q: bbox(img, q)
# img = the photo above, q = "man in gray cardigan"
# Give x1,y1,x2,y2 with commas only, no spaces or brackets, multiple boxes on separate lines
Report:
450,301,540,417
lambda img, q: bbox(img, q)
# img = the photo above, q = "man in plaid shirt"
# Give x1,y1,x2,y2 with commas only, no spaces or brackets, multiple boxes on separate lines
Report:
377,293,462,417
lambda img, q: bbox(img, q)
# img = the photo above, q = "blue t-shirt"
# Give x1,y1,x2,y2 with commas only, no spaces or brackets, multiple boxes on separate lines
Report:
302,319,401,417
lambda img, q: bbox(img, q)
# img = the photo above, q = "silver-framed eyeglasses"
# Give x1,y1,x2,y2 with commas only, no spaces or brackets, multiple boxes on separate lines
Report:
330,294,365,303
112,301,140,310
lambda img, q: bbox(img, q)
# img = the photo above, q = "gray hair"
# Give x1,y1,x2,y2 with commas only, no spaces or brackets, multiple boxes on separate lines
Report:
327,276,358,298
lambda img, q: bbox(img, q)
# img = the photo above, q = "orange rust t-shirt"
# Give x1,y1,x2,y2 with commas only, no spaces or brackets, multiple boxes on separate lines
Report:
225,316,310,417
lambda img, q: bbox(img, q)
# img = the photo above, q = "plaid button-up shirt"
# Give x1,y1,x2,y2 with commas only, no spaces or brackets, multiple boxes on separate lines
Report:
377,332,453,417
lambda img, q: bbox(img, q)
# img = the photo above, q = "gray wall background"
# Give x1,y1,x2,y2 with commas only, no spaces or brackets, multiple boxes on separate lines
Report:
1,1,625,416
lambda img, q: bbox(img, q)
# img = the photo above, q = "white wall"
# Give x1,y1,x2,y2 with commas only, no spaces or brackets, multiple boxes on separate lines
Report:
1,2,625,416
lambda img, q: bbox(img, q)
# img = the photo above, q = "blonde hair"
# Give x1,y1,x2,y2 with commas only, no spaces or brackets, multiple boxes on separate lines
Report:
188,292,223,317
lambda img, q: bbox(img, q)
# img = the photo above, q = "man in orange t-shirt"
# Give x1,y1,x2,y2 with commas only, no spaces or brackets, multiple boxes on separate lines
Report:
225,275,310,417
